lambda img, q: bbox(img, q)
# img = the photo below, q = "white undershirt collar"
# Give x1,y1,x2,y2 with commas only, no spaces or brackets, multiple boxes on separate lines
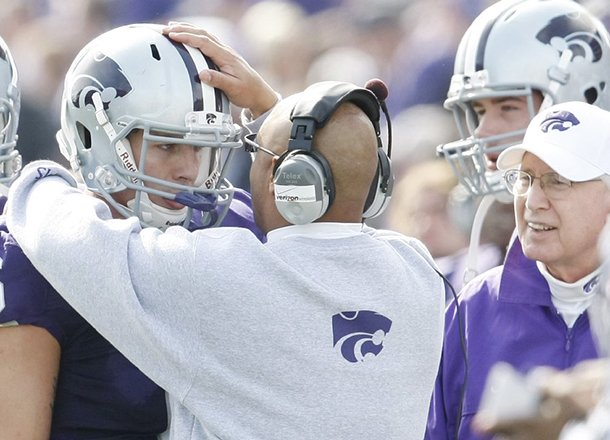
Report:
537,261,602,328
266,222,363,243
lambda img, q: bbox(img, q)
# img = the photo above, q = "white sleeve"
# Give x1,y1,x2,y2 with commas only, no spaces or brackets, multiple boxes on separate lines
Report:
5,160,198,398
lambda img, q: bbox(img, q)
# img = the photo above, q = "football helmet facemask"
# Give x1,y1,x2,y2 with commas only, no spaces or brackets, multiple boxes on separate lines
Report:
0,35,21,187
58,24,242,229
438,0,610,198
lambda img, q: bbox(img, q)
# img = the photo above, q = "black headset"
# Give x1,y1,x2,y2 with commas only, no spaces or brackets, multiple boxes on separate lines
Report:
272,81,393,225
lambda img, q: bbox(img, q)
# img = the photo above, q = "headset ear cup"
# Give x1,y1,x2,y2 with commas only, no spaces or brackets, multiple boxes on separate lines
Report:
273,152,331,224
363,148,393,219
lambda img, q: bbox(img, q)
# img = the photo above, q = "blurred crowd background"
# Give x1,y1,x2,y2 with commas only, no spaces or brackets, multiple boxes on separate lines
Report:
4,0,610,280
3,0,484,171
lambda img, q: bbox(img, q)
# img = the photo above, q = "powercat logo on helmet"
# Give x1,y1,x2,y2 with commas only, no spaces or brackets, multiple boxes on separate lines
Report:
70,51,133,110
206,113,217,124
540,110,580,133
536,13,604,64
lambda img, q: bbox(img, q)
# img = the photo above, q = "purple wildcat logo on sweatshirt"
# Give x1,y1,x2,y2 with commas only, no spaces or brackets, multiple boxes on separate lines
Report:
332,310,392,363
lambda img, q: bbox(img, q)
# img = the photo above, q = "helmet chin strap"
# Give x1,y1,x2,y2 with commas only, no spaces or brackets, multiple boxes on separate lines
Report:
487,171,513,204
463,194,496,285
128,192,188,230
462,173,514,285
92,92,139,184
540,47,573,112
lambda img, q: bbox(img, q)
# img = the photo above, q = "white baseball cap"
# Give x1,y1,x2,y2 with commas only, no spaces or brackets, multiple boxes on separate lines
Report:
497,101,610,182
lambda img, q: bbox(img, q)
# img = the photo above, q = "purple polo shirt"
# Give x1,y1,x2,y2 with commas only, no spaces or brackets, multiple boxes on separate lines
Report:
0,189,262,438
425,238,600,440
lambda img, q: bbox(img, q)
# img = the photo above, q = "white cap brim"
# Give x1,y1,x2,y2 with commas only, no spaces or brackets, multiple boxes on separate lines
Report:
497,142,605,182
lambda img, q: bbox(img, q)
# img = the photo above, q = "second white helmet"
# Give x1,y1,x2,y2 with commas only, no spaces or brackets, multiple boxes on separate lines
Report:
0,35,20,187
438,0,610,197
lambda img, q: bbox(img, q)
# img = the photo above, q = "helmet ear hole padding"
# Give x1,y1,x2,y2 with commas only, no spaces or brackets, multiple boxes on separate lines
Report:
585,87,600,105
76,121,92,149
0,35,21,185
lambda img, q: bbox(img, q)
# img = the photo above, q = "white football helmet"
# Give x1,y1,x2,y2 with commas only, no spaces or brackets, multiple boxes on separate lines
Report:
57,24,242,229
438,0,610,197
0,35,21,187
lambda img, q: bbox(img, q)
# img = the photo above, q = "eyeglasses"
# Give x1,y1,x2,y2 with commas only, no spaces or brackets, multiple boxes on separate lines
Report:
244,133,278,161
503,169,599,199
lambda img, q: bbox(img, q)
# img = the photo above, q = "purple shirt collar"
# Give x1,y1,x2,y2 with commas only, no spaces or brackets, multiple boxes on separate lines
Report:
499,237,553,307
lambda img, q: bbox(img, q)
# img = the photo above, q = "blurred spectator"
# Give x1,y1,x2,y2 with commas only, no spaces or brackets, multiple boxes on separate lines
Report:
305,46,380,88
7,0,114,165
103,0,182,25
385,159,503,293
388,103,458,177
1,0,497,175
385,0,472,115
237,0,311,94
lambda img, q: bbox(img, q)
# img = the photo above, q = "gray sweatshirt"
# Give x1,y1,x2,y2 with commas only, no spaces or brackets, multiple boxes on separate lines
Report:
6,161,445,440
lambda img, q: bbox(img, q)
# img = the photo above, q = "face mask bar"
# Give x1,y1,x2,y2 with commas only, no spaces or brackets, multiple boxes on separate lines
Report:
90,113,242,230
0,94,21,185
438,86,540,197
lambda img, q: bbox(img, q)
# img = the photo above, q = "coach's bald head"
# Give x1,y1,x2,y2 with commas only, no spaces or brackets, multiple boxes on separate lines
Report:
249,91,379,233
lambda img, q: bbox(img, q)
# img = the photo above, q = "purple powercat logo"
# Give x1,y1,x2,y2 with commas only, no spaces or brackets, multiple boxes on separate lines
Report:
70,51,133,110
332,310,392,363
584,275,600,295
540,110,580,133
